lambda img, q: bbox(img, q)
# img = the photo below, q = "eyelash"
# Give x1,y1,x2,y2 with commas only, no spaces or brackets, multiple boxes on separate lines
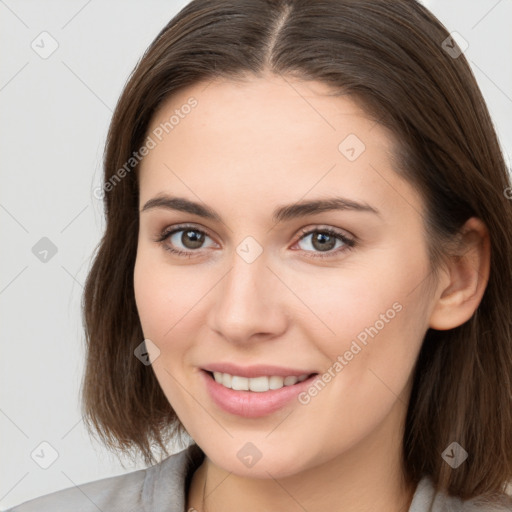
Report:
154,224,356,260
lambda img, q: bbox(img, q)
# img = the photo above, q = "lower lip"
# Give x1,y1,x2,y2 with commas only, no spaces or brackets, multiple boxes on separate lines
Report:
200,370,319,418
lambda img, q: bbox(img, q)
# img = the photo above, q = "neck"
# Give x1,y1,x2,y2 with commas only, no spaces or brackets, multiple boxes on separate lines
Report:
186,400,416,512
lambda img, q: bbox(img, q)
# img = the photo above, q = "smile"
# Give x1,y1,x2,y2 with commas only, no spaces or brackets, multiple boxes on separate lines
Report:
201,370,320,418
211,371,311,392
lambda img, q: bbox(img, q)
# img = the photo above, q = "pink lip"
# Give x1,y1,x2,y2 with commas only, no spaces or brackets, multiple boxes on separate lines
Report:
202,362,316,378
200,370,319,418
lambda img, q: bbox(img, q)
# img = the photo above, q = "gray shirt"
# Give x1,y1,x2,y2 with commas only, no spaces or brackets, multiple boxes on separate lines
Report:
5,443,512,511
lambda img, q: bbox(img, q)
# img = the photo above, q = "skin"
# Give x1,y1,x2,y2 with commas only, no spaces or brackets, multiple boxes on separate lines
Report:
133,73,490,512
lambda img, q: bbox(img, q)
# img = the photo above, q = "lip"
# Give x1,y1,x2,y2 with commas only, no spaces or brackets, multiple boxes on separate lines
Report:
201,362,317,378
200,369,319,418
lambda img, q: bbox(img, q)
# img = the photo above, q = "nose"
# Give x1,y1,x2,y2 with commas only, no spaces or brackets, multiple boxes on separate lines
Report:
207,249,289,345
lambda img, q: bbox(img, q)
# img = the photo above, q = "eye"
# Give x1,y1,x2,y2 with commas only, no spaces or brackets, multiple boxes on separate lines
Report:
155,224,356,259
155,224,216,258
293,227,356,259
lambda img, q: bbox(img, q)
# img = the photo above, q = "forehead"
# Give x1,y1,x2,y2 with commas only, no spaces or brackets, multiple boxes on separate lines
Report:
138,75,423,222
145,75,388,154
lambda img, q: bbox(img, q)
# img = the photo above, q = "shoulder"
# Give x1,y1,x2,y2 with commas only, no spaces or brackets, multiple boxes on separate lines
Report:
410,476,512,512
4,443,205,512
4,467,147,512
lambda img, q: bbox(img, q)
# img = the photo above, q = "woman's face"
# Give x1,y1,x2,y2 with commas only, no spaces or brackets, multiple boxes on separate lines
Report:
134,74,441,478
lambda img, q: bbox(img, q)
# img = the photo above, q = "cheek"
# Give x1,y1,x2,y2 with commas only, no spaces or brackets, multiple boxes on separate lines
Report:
133,250,195,405
133,248,217,387
134,247,195,340
133,254,162,339
308,251,431,404
288,257,414,346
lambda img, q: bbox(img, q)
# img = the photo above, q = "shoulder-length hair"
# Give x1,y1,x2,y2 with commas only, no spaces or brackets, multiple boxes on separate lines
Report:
81,0,512,501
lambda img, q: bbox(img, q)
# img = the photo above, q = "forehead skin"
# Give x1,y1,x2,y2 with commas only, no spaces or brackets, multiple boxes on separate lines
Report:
137,74,426,239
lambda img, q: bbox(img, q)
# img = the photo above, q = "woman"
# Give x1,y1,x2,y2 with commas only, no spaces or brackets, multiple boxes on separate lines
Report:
8,0,512,510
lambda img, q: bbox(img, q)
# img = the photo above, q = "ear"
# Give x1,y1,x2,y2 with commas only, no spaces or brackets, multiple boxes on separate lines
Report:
428,217,491,331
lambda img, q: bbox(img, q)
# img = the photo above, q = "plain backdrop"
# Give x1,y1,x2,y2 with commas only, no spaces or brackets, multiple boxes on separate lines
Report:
1,0,511,509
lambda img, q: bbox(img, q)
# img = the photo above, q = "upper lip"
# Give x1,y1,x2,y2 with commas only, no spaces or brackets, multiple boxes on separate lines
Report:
202,362,318,378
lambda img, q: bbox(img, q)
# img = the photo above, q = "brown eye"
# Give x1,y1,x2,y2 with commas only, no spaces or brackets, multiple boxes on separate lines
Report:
309,232,338,252
156,225,216,256
179,229,205,249
295,227,356,259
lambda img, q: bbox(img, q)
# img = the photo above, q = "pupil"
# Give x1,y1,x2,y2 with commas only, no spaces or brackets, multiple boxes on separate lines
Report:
183,230,204,249
313,232,335,251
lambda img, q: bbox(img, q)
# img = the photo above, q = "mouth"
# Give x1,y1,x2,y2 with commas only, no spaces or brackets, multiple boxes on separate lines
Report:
203,369,319,392
200,369,320,418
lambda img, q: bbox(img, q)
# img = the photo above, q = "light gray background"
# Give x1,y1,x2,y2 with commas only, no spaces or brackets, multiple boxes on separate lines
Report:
1,0,511,509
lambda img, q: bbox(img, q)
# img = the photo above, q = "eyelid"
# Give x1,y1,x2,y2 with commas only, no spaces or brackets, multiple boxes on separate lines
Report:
292,225,356,256
155,222,356,258
155,223,217,245
296,224,354,240
156,223,354,241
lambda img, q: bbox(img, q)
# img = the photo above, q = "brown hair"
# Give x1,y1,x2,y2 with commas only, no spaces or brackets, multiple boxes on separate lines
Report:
81,0,512,502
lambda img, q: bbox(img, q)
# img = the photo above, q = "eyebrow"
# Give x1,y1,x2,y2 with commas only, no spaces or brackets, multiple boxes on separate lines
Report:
140,194,381,223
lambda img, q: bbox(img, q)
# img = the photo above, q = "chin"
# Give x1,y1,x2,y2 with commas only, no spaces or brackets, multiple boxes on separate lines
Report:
199,437,316,479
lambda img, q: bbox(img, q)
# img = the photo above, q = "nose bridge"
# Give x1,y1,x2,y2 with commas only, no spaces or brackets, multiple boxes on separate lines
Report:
208,246,287,343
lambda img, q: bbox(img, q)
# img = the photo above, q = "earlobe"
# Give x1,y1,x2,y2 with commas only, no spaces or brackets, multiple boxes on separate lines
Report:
428,217,491,331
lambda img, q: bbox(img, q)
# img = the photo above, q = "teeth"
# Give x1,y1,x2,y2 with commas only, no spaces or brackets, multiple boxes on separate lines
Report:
212,371,310,392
